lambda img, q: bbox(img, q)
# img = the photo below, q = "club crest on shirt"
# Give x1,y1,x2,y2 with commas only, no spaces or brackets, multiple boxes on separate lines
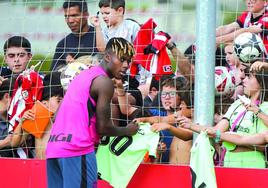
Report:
138,128,145,135
22,90,29,100
163,65,172,73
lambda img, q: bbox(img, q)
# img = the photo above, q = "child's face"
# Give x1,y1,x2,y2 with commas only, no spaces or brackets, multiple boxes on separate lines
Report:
100,6,123,27
4,47,32,74
160,86,181,112
45,96,63,113
224,44,240,68
242,73,260,97
246,0,266,13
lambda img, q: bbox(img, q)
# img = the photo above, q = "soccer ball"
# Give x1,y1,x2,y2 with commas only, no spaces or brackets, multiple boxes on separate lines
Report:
60,62,88,90
233,32,265,63
215,66,235,96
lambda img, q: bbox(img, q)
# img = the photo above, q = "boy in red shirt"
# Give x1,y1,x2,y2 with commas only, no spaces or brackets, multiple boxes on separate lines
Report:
216,0,268,51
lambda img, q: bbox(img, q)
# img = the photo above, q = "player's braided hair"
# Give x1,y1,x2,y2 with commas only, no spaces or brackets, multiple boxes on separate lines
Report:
105,37,135,60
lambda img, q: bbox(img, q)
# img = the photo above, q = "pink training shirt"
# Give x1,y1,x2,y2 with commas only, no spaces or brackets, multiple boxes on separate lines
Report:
46,66,107,159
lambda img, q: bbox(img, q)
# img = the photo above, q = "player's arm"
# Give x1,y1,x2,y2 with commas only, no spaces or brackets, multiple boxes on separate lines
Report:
114,78,137,115
92,76,139,136
220,132,267,146
216,22,240,37
135,115,173,124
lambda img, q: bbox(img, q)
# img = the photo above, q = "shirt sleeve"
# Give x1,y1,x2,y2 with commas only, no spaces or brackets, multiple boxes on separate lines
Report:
259,14,268,35
236,11,249,28
102,27,109,43
223,100,241,120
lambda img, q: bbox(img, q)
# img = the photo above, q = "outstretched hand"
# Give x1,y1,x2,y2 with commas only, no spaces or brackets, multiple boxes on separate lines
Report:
176,116,193,129
151,123,170,132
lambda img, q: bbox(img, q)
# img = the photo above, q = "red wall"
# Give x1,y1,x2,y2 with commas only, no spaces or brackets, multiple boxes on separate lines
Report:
0,158,267,188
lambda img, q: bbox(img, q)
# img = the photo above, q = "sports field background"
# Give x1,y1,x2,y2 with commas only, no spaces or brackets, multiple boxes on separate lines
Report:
0,0,245,71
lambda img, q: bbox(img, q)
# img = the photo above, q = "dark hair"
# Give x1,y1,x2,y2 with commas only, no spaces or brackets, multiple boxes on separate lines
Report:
105,37,135,59
63,0,88,12
99,0,125,11
149,77,161,91
3,36,31,54
42,72,64,101
255,70,268,101
184,44,227,66
0,79,15,100
161,76,192,106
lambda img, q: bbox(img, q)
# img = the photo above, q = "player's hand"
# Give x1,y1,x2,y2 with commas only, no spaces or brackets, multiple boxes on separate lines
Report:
113,78,125,95
125,121,139,136
134,116,160,124
250,61,268,72
113,78,124,88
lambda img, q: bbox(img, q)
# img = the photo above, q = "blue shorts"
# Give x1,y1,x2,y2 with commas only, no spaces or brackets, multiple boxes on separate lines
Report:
47,152,97,188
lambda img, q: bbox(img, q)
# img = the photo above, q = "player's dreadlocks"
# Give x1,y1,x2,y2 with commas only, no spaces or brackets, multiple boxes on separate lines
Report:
105,37,135,60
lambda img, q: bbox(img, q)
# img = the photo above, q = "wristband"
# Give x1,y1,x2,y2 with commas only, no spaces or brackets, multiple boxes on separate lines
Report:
254,108,262,116
214,129,221,143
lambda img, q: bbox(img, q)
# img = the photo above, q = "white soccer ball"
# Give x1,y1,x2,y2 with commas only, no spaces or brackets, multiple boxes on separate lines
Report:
60,62,88,90
233,32,265,63
215,66,235,96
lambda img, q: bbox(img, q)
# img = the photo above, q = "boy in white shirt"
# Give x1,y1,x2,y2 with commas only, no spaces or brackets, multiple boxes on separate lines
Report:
91,0,140,51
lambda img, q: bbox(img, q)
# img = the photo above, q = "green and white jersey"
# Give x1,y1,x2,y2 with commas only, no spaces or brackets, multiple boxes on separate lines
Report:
96,122,159,188
190,131,217,188
223,100,268,150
